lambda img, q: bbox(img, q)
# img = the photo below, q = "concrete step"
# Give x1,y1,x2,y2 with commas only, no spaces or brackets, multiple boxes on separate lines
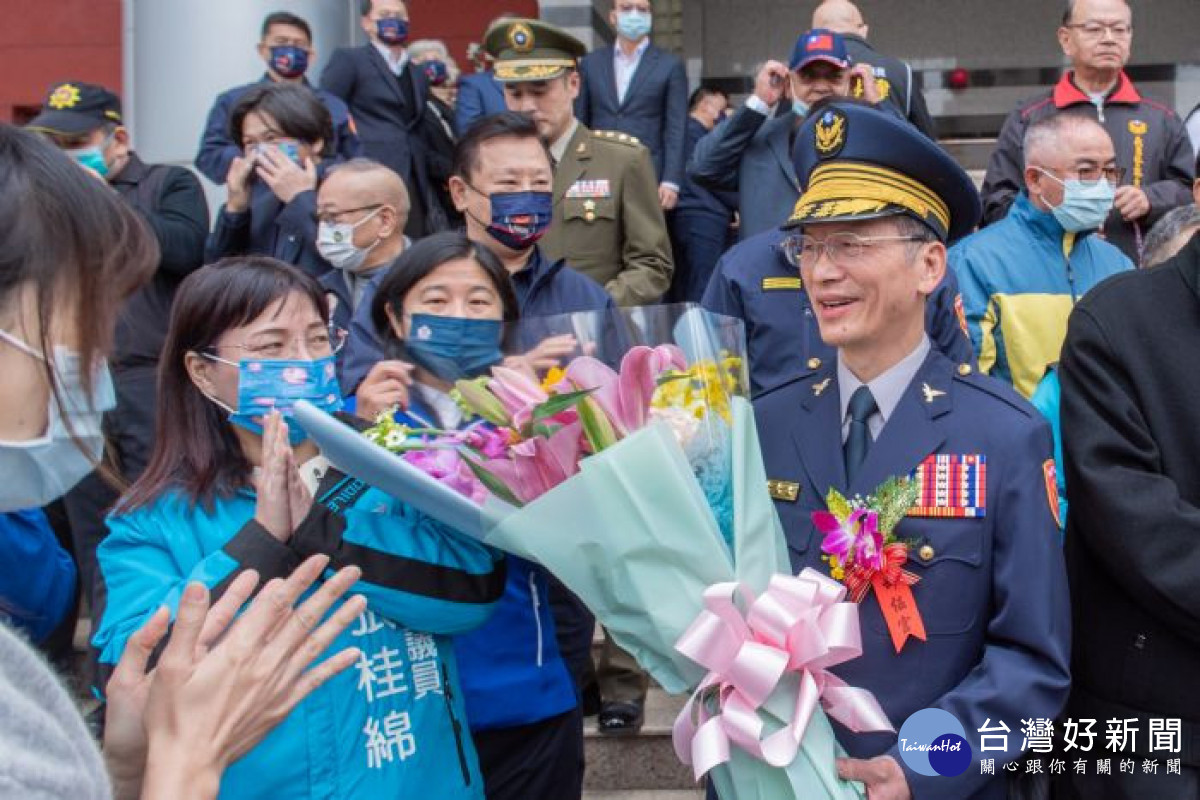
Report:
583,686,699,792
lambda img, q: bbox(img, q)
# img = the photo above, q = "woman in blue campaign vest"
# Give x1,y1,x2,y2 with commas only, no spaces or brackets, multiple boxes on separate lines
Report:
92,255,505,800
354,231,584,800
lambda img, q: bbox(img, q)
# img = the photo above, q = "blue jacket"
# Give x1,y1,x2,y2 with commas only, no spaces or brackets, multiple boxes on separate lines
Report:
206,161,340,279
340,245,616,394
688,104,800,241
1030,365,1067,533
194,76,361,185
701,227,976,395
93,477,505,800
675,117,738,219
754,348,1071,800
576,44,689,187
949,192,1133,398
391,400,577,731
455,72,506,136
0,509,75,643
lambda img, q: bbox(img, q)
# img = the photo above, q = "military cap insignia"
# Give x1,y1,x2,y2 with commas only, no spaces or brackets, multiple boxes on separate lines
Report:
508,22,535,53
910,454,986,518
1128,119,1148,136
48,83,81,110
767,479,801,502
1043,459,1061,528
814,108,847,159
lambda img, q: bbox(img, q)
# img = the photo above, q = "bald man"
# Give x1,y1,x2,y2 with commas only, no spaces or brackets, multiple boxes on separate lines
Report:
811,0,936,137
315,158,410,362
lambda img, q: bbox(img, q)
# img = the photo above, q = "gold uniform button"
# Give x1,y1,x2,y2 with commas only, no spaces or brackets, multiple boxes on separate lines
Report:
957,364,973,376
919,544,935,561
584,211,596,222
807,357,822,370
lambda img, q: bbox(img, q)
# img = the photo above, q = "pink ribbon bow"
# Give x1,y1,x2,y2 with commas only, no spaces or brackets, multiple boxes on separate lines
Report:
671,568,894,781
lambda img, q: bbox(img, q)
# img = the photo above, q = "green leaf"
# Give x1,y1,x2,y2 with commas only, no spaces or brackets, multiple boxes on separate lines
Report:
530,388,594,423
577,395,618,452
461,455,525,508
826,488,853,522
875,476,920,537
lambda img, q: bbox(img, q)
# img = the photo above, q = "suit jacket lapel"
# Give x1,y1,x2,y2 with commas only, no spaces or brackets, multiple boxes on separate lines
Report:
767,116,801,191
795,367,848,500
552,125,592,211
598,46,621,110
849,352,952,498
621,45,659,110
365,45,407,108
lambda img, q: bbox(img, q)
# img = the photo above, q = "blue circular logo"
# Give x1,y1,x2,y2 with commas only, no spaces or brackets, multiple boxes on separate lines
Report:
897,708,972,777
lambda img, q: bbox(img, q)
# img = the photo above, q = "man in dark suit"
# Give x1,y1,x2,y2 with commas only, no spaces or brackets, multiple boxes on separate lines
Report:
195,10,361,186
320,0,443,238
456,14,515,135
754,102,1069,799
576,0,688,212
1059,179,1200,798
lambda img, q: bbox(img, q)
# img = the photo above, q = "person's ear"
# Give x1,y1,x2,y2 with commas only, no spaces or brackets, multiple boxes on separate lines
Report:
376,205,399,239
1056,26,1073,58
384,303,407,340
1024,165,1044,198
916,241,947,296
184,352,217,397
449,175,470,212
566,70,581,101
257,41,270,61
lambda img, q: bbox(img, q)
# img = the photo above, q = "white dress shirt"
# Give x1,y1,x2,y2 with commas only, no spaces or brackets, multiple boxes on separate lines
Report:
613,37,650,104
372,40,408,76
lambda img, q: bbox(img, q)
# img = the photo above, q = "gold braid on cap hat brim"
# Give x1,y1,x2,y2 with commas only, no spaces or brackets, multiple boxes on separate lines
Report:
788,162,951,236
494,59,577,82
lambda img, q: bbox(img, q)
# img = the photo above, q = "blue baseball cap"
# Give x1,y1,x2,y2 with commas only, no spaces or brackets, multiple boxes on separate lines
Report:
788,28,851,72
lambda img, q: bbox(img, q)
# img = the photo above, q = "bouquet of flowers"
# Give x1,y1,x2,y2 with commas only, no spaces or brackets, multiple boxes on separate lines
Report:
296,306,892,799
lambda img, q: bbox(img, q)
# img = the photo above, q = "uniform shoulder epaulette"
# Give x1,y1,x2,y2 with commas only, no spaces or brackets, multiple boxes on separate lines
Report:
592,129,642,147
951,364,1035,418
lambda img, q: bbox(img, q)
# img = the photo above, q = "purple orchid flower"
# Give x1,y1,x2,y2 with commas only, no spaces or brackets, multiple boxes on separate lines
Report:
814,508,867,561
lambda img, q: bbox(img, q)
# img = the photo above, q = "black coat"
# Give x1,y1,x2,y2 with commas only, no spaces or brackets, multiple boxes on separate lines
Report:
319,45,446,236
1060,231,1200,728
840,34,936,139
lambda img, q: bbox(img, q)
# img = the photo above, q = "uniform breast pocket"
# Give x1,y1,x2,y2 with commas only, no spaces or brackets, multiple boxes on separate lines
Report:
870,517,987,637
562,196,617,229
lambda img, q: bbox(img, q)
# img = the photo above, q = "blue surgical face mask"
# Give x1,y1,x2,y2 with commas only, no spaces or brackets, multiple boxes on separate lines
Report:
405,313,504,382
269,45,309,79
202,354,343,446
467,187,554,251
616,9,653,40
792,98,810,118
65,130,115,178
376,17,409,45
0,329,115,511
1037,168,1116,233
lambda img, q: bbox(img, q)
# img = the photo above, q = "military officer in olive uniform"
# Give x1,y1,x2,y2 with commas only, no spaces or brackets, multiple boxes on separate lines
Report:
484,19,673,307
752,102,1071,800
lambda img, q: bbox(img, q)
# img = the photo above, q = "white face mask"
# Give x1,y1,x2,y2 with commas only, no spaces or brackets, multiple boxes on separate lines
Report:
317,207,384,273
0,329,115,511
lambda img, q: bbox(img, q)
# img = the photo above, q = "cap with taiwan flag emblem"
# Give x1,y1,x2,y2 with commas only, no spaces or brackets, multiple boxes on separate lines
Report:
788,28,851,72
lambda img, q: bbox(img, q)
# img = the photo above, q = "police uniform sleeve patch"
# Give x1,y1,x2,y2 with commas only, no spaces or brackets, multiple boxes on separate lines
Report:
954,293,969,338
1043,459,1061,528
910,454,987,518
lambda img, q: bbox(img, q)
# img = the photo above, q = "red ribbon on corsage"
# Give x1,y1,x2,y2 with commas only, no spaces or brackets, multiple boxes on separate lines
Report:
671,568,894,781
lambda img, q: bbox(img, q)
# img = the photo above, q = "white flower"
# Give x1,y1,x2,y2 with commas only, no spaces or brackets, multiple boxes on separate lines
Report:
649,405,702,449
384,429,407,450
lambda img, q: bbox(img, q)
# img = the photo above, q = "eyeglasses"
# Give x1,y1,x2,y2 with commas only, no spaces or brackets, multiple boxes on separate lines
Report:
211,325,348,360
780,232,928,268
317,204,383,226
1064,21,1133,39
1037,165,1126,187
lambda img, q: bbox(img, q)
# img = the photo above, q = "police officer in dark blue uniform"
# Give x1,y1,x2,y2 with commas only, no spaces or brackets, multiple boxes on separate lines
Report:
701,108,975,396
752,102,1070,800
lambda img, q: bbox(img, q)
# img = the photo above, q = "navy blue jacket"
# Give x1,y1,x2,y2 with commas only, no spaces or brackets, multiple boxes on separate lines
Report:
0,509,76,643
205,162,339,279
701,227,975,395
576,44,689,187
675,117,738,218
340,245,616,394
455,71,506,136
194,76,361,185
754,348,1070,799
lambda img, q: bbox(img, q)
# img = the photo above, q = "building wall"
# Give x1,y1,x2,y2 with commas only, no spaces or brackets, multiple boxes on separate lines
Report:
0,0,123,123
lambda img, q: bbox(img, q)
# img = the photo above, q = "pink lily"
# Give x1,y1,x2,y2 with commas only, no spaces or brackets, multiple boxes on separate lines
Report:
488,365,549,418
462,424,510,460
564,345,687,436
814,508,866,561
491,421,584,503
403,448,488,505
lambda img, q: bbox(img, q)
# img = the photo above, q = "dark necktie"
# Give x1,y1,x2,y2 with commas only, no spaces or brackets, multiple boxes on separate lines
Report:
843,386,878,485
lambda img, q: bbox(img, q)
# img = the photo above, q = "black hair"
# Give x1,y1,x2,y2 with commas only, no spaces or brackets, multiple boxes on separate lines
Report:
359,0,407,15
261,11,312,43
370,231,520,357
121,256,330,512
688,85,728,112
452,112,553,182
229,83,334,156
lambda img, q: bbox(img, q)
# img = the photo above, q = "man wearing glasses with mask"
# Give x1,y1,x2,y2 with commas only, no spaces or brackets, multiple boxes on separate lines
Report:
980,0,1194,261
952,113,1132,400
